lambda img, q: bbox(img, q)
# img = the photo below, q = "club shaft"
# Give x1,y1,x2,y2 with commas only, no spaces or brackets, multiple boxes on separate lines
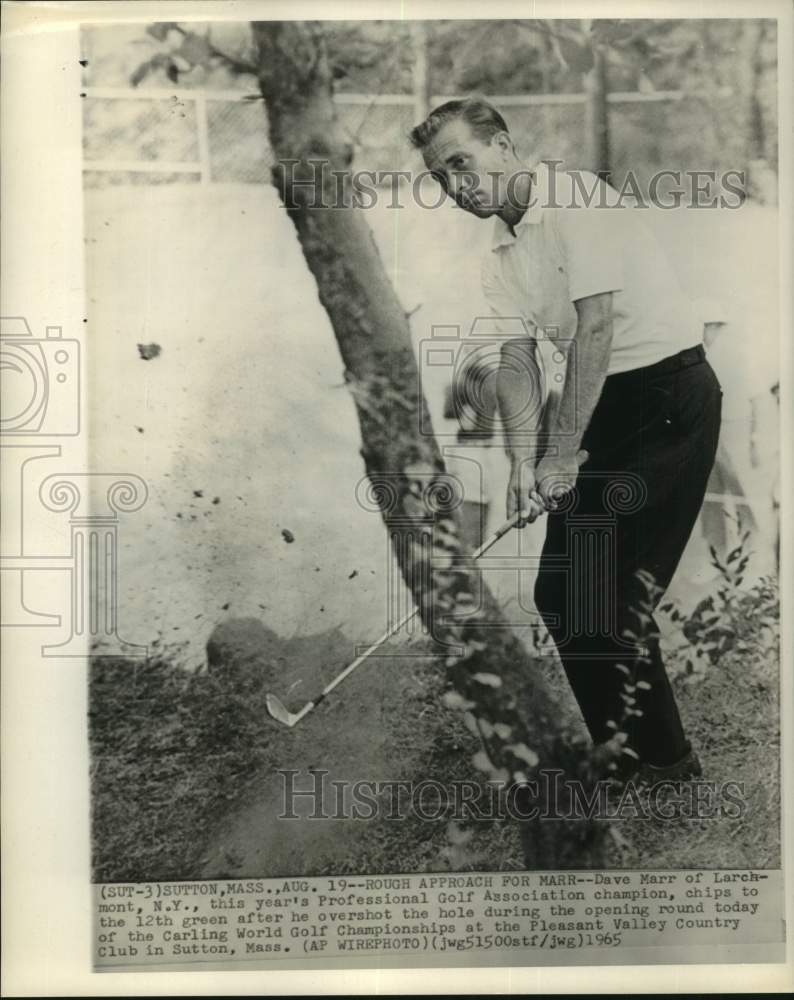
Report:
317,511,522,700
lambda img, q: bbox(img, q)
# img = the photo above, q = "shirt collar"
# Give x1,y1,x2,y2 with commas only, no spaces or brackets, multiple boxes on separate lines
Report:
490,159,550,251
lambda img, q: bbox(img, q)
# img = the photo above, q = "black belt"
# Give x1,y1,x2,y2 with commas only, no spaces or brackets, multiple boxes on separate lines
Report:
609,344,706,381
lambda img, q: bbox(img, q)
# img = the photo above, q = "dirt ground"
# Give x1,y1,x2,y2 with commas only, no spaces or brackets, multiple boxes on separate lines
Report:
197,621,453,879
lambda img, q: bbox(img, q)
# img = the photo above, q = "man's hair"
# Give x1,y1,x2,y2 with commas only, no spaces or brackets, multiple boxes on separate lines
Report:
409,97,509,151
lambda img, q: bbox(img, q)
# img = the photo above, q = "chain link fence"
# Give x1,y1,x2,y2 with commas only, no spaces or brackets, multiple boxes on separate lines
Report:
82,86,744,195
83,89,422,187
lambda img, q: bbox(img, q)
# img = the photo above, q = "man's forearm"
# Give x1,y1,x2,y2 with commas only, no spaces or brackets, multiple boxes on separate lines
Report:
548,299,614,456
496,339,545,465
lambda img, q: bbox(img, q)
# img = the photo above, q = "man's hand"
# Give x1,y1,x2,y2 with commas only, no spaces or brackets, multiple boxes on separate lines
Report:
535,450,589,511
506,460,545,527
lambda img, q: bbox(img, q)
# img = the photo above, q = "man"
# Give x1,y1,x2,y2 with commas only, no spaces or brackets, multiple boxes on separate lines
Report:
410,97,722,781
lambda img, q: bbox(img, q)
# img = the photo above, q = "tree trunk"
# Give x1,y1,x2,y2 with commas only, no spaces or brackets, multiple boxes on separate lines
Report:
251,20,606,868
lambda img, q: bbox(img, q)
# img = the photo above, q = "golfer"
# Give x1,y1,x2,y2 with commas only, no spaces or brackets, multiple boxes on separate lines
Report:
410,97,722,782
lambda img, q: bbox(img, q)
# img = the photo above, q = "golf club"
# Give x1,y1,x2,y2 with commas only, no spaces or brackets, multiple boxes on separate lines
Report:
265,508,530,728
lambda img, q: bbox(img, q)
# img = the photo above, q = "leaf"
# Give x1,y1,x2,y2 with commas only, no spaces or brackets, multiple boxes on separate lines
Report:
132,54,185,88
465,639,487,653
447,820,473,845
147,22,180,42
176,31,214,68
472,672,502,688
708,544,726,571
441,690,470,710
609,826,631,851
508,743,539,767
462,712,479,735
130,58,155,87
472,749,493,772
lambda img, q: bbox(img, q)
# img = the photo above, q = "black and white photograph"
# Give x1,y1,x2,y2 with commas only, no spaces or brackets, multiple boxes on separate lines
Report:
1,0,791,989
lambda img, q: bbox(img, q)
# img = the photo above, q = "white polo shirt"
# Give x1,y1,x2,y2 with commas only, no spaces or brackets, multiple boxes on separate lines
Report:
481,161,701,376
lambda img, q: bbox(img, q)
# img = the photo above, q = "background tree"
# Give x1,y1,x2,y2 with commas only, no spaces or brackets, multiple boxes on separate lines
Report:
117,18,778,188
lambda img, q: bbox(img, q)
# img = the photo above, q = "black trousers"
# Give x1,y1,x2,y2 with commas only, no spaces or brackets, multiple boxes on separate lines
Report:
534,345,722,767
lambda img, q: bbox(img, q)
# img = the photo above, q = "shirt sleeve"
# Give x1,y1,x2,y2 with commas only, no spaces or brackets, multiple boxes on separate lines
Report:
480,253,535,342
554,177,625,302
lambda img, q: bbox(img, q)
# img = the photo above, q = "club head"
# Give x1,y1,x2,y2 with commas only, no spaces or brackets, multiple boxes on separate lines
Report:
265,693,299,728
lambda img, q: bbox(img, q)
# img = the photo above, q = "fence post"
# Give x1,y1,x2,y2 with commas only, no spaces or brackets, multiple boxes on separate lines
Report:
411,22,430,125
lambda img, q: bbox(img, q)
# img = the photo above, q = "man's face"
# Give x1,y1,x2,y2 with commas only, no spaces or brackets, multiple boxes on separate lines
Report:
421,119,513,217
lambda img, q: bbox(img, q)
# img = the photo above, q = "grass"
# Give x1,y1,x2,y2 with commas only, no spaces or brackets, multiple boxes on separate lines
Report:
89,656,276,882
90,570,780,882
618,576,781,870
